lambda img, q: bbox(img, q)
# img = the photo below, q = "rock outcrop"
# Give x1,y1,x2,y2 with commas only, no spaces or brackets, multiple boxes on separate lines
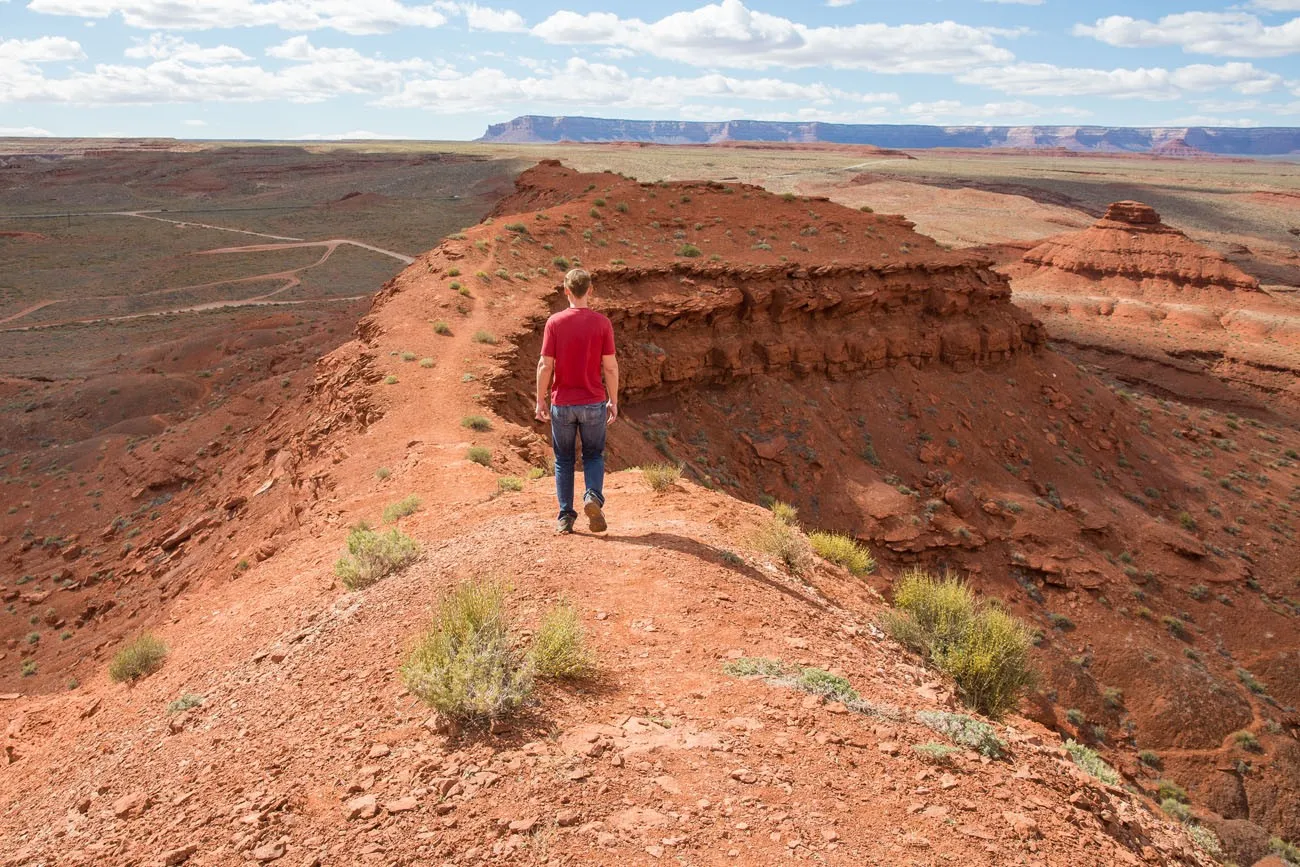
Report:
1019,201,1260,292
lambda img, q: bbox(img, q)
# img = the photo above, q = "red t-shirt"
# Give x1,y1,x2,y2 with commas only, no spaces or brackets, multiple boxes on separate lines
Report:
541,307,615,407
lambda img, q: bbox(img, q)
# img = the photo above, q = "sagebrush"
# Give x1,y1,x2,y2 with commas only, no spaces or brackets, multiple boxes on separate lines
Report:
883,569,1035,718
529,603,594,679
334,523,420,590
750,514,813,575
640,463,682,492
808,531,875,576
109,633,168,683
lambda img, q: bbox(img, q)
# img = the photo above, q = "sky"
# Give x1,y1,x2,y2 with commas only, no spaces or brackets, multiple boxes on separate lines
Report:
0,0,1298,140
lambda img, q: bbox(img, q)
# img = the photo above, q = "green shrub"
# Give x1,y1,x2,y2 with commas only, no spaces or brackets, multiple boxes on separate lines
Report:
1188,584,1208,601
467,446,491,466
1185,825,1223,860
883,570,1036,718
1162,615,1187,639
108,633,168,683
1066,708,1086,726
1064,739,1120,784
615,202,629,213
1161,798,1192,822
724,657,791,678
1157,779,1189,803
21,659,37,677
334,524,420,591
401,581,533,725
384,374,398,385
497,476,523,493
419,358,434,368
640,463,682,492
913,742,960,763
750,514,813,575
1102,686,1124,709
916,710,1005,758
472,331,497,345
529,603,594,679
1237,667,1267,694
1138,749,1161,767
769,500,798,525
808,531,875,576
1270,837,1300,866
676,244,702,258
462,415,492,432
503,222,528,233
375,467,391,480
449,281,462,291
167,694,204,714
383,495,422,523
552,256,570,268
1233,730,1262,752
526,466,546,480
433,320,451,335
795,668,859,703
1048,612,1074,629
400,350,416,362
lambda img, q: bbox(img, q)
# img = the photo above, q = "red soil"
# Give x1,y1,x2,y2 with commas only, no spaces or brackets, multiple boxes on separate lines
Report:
1,162,1298,866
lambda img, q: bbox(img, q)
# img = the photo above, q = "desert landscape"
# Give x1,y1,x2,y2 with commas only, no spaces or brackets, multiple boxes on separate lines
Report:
1,135,1298,867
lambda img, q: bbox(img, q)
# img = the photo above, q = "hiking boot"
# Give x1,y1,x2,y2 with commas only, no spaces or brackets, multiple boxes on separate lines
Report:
556,515,575,535
583,497,607,533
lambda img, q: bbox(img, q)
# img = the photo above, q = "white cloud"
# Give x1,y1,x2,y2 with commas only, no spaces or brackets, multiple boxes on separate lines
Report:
380,56,898,112
531,0,1015,73
983,0,1044,4
1248,0,1300,10
26,0,449,35
1163,114,1262,127
676,104,892,122
900,99,1089,122
960,61,1283,99
0,126,54,136
1075,12,1300,58
125,33,250,64
0,36,441,104
0,36,86,63
463,3,526,32
825,0,855,7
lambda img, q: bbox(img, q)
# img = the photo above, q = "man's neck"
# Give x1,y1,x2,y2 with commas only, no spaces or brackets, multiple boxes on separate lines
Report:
569,298,590,309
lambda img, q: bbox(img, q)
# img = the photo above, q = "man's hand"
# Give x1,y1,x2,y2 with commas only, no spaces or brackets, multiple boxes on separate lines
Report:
535,403,551,423
607,402,618,424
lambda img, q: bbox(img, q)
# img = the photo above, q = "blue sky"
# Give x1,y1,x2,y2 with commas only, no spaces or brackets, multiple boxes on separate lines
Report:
0,0,1297,139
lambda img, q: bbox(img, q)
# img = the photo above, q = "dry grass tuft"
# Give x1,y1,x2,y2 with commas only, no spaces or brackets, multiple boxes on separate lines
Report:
529,603,595,679
108,633,168,683
808,531,875,576
334,523,420,591
750,514,813,575
640,463,682,492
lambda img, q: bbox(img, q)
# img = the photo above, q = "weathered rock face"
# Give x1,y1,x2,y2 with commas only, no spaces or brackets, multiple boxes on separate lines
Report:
500,261,1043,406
1019,200,1260,292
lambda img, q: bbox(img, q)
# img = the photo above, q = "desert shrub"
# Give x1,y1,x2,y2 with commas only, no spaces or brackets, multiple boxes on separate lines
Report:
419,358,434,368
916,710,1005,758
375,467,391,480
883,570,1036,718
769,500,798,525
383,375,398,385
383,495,422,523
472,330,497,345
1161,798,1192,822
449,281,462,291
497,476,523,493
1237,667,1267,694
750,514,813,575
401,581,533,724
1138,749,1161,767
1271,837,1300,866
467,446,491,466
1233,730,1262,752
724,657,791,678
615,201,629,213
1066,708,1086,726
676,244,702,258
1157,779,1189,803
108,633,168,683
334,524,420,591
400,350,416,362
527,466,546,480
913,742,960,763
446,266,461,276
529,603,594,679
808,531,875,576
552,256,570,268
1185,824,1223,860
167,694,204,714
1162,615,1187,639
462,415,492,432
433,320,451,335
1102,686,1124,709
503,222,528,233
1048,612,1074,629
1188,584,1208,601
640,463,682,492
795,668,859,703
1064,739,1120,784
21,660,37,677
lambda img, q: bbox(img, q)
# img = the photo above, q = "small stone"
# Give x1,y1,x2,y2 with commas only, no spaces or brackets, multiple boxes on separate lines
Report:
878,742,900,756
112,791,148,819
344,795,378,821
385,797,418,813
729,768,757,784
368,744,390,759
509,817,539,834
556,809,581,827
252,841,285,862
646,845,664,858
821,828,840,842
162,844,198,865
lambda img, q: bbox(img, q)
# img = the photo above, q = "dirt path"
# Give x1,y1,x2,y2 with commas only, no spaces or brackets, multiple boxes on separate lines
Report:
200,239,415,265
120,211,303,242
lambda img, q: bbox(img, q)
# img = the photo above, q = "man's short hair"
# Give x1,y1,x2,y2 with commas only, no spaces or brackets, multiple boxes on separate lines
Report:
564,268,592,297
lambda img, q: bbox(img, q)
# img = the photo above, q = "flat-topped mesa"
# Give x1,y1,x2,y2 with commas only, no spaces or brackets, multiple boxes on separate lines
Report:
1019,200,1260,292
1101,200,1162,226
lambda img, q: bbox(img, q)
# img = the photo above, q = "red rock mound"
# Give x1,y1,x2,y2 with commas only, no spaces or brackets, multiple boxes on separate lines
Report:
1020,201,1259,292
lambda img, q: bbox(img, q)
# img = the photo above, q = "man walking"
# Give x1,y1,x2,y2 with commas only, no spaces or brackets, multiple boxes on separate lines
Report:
535,268,619,534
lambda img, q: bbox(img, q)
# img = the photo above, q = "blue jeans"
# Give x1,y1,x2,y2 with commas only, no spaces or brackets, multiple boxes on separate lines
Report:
551,402,607,520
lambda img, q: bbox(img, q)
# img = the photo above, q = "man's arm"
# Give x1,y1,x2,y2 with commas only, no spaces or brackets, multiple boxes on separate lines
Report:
536,355,555,422
602,354,619,423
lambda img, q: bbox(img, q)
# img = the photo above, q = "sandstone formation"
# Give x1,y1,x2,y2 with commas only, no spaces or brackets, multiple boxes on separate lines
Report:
1020,201,1259,293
